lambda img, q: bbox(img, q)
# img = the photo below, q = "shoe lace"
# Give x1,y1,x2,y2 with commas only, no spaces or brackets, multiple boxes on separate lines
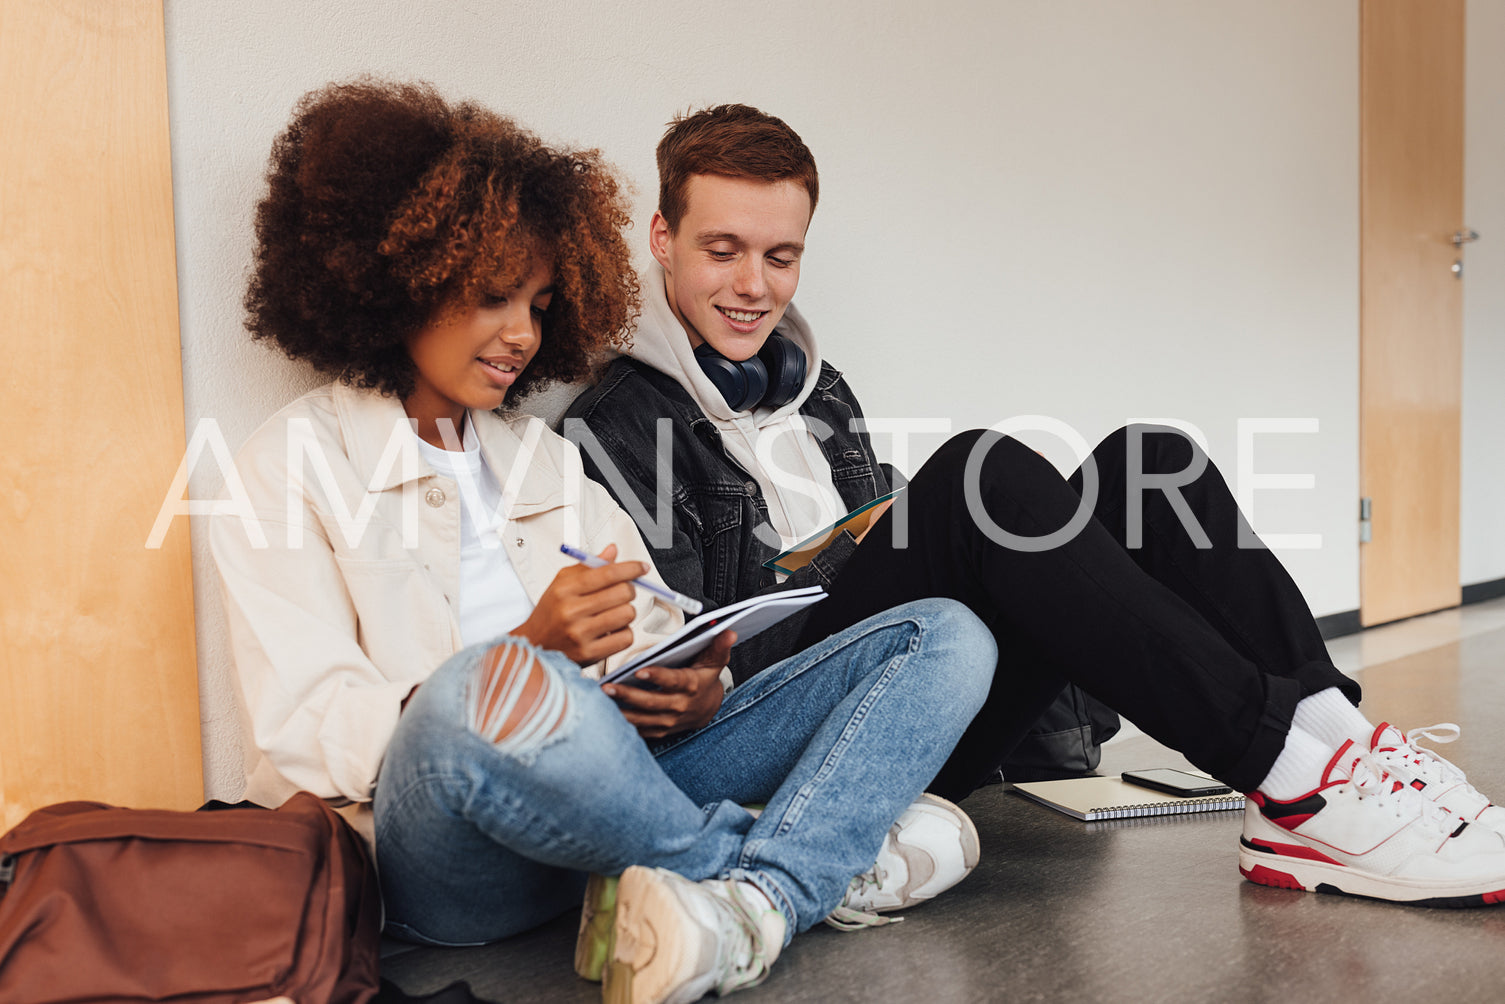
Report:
823,863,903,932
1344,748,1458,834
1384,722,1475,789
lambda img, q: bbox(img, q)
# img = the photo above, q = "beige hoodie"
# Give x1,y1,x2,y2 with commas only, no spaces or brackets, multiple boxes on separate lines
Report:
628,263,846,550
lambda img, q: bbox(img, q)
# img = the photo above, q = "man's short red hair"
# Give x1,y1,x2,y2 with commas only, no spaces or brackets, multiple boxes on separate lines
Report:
656,104,819,231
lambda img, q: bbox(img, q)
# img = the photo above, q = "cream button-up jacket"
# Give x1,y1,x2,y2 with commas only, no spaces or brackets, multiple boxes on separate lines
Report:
211,382,683,812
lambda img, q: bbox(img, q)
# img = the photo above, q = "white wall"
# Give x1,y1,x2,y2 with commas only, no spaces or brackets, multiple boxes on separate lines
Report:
1463,0,1505,588
159,0,1500,799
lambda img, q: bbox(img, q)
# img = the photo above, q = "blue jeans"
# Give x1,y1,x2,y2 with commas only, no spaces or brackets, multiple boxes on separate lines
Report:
374,598,994,946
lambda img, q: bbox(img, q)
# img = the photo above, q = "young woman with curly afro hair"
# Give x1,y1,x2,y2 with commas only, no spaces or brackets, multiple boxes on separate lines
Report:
245,78,637,413
212,80,994,1003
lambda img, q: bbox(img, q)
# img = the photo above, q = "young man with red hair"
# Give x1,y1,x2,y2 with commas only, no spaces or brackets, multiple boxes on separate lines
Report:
564,103,1505,940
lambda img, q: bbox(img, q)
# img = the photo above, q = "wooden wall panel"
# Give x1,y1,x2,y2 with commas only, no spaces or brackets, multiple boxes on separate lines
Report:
0,0,202,826
1359,0,1465,626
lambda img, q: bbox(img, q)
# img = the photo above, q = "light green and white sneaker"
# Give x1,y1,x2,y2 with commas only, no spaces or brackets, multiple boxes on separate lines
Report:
604,866,785,1004
575,872,619,981
577,810,768,984
825,793,981,931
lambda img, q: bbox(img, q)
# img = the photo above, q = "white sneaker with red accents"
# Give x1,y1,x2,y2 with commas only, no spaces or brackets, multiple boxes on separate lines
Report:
1367,722,1505,833
1241,739,1505,907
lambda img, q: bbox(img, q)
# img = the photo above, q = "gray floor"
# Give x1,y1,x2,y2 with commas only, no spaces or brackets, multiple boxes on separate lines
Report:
382,598,1505,1003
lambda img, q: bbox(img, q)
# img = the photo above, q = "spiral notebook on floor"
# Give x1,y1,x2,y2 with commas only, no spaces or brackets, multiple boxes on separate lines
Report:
1011,775,1247,821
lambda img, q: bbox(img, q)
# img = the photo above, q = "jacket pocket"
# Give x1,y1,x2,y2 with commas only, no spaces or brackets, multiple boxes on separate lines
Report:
332,554,454,679
683,488,755,604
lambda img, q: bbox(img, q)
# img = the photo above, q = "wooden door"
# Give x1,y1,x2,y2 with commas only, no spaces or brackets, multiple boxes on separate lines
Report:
0,0,202,825
1359,0,1466,627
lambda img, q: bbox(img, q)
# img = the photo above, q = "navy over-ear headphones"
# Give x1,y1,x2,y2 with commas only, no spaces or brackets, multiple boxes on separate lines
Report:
694,333,808,412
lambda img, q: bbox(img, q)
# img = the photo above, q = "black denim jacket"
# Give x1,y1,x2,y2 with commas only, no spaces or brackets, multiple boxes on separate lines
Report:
562,356,896,684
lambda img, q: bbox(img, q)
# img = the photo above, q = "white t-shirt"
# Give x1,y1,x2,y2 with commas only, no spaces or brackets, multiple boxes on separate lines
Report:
414,421,535,646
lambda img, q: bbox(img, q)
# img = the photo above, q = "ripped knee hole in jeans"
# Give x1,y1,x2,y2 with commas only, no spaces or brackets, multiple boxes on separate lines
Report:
465,641,571,756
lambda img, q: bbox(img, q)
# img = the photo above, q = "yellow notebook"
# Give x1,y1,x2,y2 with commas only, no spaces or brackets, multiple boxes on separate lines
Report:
1012,776,1247,821
762,488,904,576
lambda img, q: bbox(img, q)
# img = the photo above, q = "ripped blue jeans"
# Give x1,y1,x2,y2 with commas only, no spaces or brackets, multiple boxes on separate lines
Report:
373,598,994,947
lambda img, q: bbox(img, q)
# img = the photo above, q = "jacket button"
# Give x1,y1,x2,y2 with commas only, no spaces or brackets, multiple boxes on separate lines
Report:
425,487,446,507
743,481,758,495
515,538,524,547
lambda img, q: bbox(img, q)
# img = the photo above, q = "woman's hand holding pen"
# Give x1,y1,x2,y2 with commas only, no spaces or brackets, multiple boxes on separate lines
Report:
515,542,732,736
605,630,734,739
511,543,642,664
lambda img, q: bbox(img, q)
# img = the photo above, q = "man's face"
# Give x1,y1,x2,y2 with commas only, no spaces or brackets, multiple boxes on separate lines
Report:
649,174,812,361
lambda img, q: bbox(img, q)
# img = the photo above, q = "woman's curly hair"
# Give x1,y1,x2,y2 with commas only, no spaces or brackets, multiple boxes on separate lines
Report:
245,79,638,405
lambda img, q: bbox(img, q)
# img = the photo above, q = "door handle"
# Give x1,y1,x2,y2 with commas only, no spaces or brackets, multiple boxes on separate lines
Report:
1451,228,1480,248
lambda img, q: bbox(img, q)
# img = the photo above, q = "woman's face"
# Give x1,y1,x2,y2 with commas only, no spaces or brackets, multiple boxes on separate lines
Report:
403,261,554,446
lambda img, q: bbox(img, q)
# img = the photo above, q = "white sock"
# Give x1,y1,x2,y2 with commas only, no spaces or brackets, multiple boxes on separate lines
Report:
1255,725,1335,801
1290,686,1374,750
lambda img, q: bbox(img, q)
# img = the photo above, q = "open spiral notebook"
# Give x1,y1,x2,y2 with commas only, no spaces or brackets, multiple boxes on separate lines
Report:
1012,775,1248,821
599,586,826,686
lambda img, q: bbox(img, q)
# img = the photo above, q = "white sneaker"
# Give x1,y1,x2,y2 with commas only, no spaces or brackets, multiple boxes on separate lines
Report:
605,866,786,1004
825,793,980,930
1241,740,1505,907
1367,722,1505,832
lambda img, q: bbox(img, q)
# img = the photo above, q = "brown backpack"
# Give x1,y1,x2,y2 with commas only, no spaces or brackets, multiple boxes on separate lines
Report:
0,792,381,1003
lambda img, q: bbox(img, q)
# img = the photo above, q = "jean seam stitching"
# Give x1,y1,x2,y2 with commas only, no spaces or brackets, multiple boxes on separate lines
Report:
753,621,920,850
652,617,919,757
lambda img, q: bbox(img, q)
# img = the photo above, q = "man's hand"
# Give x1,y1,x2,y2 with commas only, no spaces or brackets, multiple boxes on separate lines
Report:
511,543,642,665
603,631,735,739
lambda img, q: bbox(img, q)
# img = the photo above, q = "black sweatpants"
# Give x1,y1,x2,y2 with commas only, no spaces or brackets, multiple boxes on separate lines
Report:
795,426,1359,800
